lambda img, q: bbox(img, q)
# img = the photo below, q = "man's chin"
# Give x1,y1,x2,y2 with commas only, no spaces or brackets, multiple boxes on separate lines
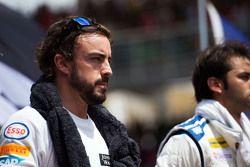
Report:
95,88,107,97
96,94,106,104
88,98,106,105
88,93,106,105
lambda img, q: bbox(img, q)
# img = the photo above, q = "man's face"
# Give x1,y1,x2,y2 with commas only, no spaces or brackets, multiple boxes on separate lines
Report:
222,56,250,114
69,33,112,105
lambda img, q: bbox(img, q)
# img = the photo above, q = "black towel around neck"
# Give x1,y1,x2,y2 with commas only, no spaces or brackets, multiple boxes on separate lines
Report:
30,78,91,167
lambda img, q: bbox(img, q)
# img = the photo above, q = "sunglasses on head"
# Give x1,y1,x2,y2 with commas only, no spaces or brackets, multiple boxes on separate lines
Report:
57,16,98,52
66,16,97,31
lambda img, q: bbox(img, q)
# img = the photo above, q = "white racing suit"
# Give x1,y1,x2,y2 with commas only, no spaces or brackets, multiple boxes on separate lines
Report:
0,106,57,167
156,100,250,167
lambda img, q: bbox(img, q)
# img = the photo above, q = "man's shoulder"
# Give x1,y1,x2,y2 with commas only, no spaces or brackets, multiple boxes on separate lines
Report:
9,106,44,121
158,115,210,153
177,115,209,140
1,106,49,142
179,115,208,128
2,106,47,131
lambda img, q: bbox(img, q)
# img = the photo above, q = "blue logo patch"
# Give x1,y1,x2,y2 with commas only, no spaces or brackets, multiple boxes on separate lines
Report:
0,155,24,166
4,122,30,140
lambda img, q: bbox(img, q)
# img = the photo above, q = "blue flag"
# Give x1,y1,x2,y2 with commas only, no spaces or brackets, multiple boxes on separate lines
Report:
221,16,250,45
206,1,250,45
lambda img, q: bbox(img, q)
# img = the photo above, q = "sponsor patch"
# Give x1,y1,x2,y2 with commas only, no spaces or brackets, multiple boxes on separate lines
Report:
208,136,229,148
4,122,30,140
99,154,110,166
211,149,234,161
0,155,24,166
0,143,30,157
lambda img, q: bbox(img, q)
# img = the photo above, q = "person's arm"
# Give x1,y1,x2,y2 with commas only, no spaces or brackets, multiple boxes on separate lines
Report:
0,120,38,166
156,134,201,167
0,107,56,167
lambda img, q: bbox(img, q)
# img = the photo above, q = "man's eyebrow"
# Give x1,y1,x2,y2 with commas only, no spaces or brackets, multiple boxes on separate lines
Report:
89,52,112,58
236,71,250,76
242,72,250,75
88,52,105,57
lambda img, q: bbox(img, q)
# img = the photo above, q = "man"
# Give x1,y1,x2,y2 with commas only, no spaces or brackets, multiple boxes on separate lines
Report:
156,42,250,167
0,16,141,167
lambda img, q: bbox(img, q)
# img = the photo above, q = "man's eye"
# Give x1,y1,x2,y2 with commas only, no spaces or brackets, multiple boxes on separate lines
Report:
92,56,103,62
239,74,250,81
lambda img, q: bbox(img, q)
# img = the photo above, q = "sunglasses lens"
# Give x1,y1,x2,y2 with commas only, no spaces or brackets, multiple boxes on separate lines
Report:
57,17,96,51
73,17,92,26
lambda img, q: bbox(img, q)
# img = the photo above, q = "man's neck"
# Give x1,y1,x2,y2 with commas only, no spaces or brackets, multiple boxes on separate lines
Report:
55,78,88,119
215,98,241,124
62,98,88,119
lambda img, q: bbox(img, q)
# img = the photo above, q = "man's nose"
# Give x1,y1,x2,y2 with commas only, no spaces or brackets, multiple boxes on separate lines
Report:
101,60,112,77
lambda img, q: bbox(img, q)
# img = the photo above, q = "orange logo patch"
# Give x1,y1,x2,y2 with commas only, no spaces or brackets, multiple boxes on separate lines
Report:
0,143,30,156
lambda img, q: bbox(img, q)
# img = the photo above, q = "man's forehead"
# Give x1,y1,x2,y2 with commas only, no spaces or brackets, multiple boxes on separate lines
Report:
228,56,250,71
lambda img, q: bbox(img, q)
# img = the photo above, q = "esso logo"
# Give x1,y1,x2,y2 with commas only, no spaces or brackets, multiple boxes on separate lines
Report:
4,122,30,140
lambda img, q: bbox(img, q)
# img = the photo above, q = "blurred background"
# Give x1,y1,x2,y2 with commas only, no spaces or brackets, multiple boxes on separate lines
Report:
0,0,250,166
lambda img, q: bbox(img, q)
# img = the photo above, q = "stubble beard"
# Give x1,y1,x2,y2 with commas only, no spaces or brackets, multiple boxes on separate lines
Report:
224,81,250,113
69,65,106,105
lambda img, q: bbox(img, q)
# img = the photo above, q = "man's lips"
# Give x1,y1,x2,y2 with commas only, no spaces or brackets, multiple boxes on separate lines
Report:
96,82,108,88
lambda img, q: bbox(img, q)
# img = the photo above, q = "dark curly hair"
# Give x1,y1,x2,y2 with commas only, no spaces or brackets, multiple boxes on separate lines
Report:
36,16,112,81
192,41,250,102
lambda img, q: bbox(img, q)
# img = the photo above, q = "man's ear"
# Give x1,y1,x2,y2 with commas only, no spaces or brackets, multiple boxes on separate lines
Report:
207,77,223,94
54,54,71,75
